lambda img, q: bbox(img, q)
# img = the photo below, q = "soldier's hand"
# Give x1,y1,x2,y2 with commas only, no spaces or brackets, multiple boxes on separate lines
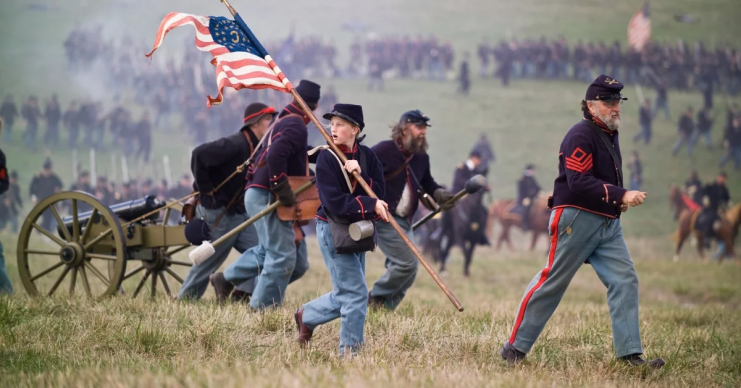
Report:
374,199,390,222
620,203,629,212
622,191,647,207
272,180,296,207
344,160,361,175
434,188,455,210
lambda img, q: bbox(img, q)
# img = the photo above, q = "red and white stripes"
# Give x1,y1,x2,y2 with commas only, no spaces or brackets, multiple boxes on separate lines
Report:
146,12,295,108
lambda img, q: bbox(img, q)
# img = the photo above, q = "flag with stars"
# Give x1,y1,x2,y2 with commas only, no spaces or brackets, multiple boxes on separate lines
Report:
146,13,293,107
627,1,651,51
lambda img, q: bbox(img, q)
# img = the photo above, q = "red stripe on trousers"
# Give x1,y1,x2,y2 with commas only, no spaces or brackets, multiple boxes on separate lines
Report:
509,207,564,345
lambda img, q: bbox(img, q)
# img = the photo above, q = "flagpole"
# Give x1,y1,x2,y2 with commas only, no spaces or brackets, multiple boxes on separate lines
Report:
218,0,463,312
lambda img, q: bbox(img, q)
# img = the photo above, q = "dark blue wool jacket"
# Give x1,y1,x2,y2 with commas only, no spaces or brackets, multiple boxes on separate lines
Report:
551,119,626,218
315,143,385,223
371,140,441,219
246,103,310,191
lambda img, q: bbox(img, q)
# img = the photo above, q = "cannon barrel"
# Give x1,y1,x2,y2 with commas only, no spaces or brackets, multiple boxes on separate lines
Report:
59,196,165,236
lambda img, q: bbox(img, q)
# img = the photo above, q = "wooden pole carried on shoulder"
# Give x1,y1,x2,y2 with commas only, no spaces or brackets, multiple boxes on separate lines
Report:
293,93,464,312
219,0,463,312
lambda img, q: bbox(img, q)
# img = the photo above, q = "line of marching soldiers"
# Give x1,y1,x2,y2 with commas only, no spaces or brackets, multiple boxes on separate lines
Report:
180,80,458,355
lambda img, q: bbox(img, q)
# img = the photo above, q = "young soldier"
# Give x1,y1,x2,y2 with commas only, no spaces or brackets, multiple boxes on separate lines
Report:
295,103,387,355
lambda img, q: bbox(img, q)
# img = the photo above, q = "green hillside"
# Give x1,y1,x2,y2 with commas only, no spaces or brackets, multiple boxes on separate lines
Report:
0,0,739,240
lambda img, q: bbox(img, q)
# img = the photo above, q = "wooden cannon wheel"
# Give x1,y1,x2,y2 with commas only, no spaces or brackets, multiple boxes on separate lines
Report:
17,191,127,299
111,245,193,299
107,205,193,299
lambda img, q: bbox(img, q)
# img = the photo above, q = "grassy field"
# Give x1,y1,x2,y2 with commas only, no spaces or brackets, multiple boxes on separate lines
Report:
1,233,740,388
1,0,741,386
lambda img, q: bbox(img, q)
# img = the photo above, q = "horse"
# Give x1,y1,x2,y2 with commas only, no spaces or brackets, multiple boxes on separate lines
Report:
726,203,741,240
669,184,737,262
486,195,550,251
422,189,489,277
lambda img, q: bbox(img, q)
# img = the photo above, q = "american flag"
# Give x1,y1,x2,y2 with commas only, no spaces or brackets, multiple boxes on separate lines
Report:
146,13,293,107
627,1,651,51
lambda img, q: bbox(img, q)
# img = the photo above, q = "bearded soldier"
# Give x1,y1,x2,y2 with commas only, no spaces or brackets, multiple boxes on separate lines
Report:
500,75,665,368
367,110,454,310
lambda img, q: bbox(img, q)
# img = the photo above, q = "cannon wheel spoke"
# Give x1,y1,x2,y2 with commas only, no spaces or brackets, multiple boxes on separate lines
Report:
25,249,61,256
123,265,145,281
165,245,190,257
165,259,192,267
31,262,64,282
85,262,110,286
71,199,80,241
151,272,157,299
79,208,98,244
47,266,71,296
159,272,172,297
68,267,78,296
133,271,151,298
83,228,113,251
49,204,71,242
87,253,117,261
79,265,92,297
165,267,184,284
32,223,66,247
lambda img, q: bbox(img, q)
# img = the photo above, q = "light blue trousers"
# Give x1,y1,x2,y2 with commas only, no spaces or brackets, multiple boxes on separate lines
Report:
302,220,368,354
179,204,259,299
508,207,643,358
224,188,306,309
369,215,416,310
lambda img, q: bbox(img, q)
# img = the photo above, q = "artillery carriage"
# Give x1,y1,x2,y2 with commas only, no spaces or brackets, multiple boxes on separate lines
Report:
17,191,193,299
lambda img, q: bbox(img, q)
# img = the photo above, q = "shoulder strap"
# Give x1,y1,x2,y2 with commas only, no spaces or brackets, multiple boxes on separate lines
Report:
384,154,414,181
211,188,242,230
585,121,623,187
266,113,304,148
407,162,423,189
309,145,353,192
255,113,304,169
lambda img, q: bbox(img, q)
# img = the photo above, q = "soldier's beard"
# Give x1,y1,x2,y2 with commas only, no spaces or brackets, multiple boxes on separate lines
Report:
596,111,622,131
402,133,428,154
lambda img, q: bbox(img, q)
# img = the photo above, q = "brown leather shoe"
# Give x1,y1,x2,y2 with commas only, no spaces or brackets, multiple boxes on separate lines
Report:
368,292,386,311
209,272,234,302
294,309,313,346
230,290,251,303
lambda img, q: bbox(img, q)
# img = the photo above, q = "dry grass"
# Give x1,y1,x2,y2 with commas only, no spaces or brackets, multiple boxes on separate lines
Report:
1,232,740,387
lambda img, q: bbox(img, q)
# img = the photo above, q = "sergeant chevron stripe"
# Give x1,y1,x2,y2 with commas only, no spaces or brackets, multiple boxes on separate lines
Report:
565,148,593,173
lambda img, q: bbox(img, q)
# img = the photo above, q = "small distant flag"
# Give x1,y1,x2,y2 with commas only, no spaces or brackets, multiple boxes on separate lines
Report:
146,13,293,107
628,1,651,51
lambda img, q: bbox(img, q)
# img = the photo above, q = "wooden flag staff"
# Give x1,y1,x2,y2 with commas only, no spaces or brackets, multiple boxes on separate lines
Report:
219,0,464,312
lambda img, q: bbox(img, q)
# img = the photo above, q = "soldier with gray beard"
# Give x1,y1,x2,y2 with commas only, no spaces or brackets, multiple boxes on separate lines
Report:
500,75,664,369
